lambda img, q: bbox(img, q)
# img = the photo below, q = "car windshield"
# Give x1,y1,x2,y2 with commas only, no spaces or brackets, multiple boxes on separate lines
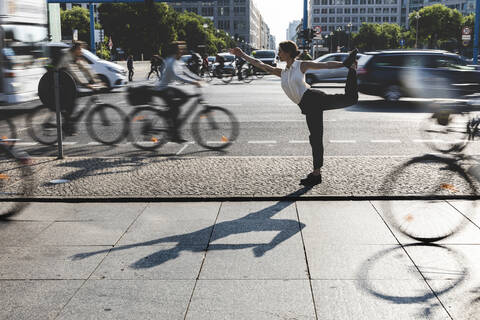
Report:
357,54,373,67
221,55,235,62
253,51,275,58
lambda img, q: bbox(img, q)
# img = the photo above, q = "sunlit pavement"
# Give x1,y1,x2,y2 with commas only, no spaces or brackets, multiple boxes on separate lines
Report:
1,200,479,319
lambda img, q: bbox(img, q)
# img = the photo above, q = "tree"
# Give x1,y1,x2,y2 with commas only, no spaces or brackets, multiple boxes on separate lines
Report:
61,7,100,44
409,4,463,48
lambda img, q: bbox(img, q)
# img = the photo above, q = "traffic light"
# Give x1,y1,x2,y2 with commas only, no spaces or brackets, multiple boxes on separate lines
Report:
309,29,316,41
297,29,305,39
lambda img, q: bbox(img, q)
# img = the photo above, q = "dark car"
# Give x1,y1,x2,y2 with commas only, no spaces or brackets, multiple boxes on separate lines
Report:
357,50,480,101
252,50,277,67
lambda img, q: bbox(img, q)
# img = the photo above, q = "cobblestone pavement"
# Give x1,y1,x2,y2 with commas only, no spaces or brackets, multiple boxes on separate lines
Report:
3,155,480,199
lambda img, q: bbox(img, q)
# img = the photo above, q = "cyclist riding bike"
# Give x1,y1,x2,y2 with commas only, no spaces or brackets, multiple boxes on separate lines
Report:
214,53,225,77
56,41,103,135
187,51,202,76
147,54,164,80
236,56,246,80
154,41,202,143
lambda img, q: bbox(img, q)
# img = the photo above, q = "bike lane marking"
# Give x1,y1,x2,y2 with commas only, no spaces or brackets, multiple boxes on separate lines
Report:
329,140,356,143
176,142,195,155
248,140,277,144
371,139,401,143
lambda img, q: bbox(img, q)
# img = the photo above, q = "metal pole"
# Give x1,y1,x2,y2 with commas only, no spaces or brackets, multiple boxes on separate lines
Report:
303,0,308,49
53,70,64,159
474,0,480,64
89,3,96,54
415,14,419,49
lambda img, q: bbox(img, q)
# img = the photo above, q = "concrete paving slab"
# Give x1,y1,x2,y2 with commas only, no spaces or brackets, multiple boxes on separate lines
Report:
312,280,451,320
0,280,83,320
186,280,316,320
217,201,297,221
0,221,52,246
57,280,195,320
117,217,214,247
199,242,308,280
305,244,423,280
427,279,480,320
371,200,480,245
7,202,147,221
34,220,131,246
91,244,205,280
297,201,398,244
140,202,220,221
0,246,109,279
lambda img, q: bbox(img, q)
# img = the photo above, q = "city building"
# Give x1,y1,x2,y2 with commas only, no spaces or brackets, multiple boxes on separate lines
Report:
286,19,301,41
309,0,476,38
168,0,273,51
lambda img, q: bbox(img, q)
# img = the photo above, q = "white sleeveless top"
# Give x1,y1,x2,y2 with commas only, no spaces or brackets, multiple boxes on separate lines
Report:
281,60,310,105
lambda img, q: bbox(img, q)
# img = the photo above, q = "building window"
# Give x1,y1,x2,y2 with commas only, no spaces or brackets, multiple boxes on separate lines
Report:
187,7,198,14
345,8,350,13
337,8,343,13
345,0,351,4
360,8,366,13
391,8,397,13
383,16,389,21
201,7,214,16
314,17,320,23
314,0,320,4
329,8,335,13
321,0,328,4
352,25,358,31
218,0,230,4
376,0,382,3
375,7,381,13
391,16,397,22
329,0,334,4
328,26,334,31
352,8,358,13
368,8,373,13
234,20,245,31
352,17,358,22
314,9,320,14
336,17,343,22
360,0,366,4
368,16,374,21
360,17,366,22
233,6,245,16
329,17,335,22
367,0,373,4
383,8,389,12
375,16,381,22
218,7,229,16
345,17,351,22
321,17,327,23
321,8,327,13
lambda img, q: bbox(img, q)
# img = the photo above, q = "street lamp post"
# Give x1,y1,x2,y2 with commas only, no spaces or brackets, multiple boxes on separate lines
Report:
347,23,352,50
330,31,334,53
415,12,420,49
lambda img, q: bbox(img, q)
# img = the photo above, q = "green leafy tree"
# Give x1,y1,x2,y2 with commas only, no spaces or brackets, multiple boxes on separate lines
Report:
409,4,463,48
61,7,100,44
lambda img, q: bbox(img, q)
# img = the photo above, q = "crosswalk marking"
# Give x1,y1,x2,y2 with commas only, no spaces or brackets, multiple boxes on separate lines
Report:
329,140,356,143
289,140,309,143
371,139,401,143
248,140,277,144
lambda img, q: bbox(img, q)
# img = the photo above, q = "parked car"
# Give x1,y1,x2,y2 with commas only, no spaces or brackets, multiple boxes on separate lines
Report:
213,53,236,75
45,42,127,91
305,52,364,84
357,49,480,101
252,50,277,67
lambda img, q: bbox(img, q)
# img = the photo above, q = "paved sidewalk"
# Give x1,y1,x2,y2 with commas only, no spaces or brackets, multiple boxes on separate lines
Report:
3,155,480,200
1,200,480,319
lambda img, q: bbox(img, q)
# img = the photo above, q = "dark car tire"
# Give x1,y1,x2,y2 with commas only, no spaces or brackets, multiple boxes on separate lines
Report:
383,85,402,102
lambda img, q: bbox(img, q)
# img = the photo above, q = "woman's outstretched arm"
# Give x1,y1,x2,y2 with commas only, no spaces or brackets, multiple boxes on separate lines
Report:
300,61,344,73
229,47,282,78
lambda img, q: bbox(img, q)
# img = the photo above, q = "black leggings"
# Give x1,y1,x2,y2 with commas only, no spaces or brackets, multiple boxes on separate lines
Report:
153,87,189,134
298,68,358,170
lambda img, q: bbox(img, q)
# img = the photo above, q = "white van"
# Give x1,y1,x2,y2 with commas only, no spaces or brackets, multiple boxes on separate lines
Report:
46,43,127,91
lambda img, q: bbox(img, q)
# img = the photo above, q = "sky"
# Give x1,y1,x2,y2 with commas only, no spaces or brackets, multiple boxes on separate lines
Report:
252,0,304,44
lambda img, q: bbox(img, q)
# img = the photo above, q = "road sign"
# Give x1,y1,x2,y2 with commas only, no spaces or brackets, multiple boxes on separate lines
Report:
463,40,470,46
462,35,472,40
462,27,471,35
399,39,405,46
314,26,322,35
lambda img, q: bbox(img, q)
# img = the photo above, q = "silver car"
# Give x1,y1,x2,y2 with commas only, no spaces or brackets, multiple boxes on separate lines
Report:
305,52,363,84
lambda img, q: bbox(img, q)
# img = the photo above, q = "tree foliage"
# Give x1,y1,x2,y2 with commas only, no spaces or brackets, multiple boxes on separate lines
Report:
61,7,100,44
353,23,401,51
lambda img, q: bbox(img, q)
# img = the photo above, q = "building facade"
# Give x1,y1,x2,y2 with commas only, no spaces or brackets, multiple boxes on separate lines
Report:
168,0,273,51
309,0,476,38
286,20,301,41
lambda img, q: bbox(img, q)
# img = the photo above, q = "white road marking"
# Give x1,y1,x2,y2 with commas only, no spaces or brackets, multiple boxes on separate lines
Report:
60,142,78,145
176,142,194,155
248,140,277,144
329,140,356,143
87,142,102,145
289,140,309,143
14,142,38,146
413,139,443,143
371,139,401,143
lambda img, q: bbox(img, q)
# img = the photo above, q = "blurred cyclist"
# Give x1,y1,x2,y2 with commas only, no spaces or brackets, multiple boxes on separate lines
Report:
214,53,225,77
154,41,202,143
236,56,246,80
56,41,102,134
147,54,164,80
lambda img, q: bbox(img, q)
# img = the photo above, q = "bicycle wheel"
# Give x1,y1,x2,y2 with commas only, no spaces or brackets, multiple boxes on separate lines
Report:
221,72,234,84
241,69,253,84
0,118,17,147
191,106,239,150
201,71,213,83
254,70,265,79
128,106,168,151
420,111,471,153
379,154,477,242
26,105,61,145
0,145,33,219
86,103,128,145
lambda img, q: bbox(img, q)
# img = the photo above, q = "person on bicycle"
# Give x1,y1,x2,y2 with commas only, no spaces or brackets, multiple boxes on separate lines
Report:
214,53,225,77
230,41,358,186
187,50,202,76
56,41,102,135
154,41,202,143
147,54,163,80
236,56,246,80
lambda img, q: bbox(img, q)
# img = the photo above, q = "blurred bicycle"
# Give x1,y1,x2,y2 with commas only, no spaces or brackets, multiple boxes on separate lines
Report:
127,86,239,151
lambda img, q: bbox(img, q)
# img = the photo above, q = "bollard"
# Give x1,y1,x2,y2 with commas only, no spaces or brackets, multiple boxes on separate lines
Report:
53,69,64,159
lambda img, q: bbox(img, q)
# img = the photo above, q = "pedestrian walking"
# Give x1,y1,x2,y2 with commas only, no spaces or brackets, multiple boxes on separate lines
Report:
127,55,134,82
230,41,358,186
147,54,163,80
